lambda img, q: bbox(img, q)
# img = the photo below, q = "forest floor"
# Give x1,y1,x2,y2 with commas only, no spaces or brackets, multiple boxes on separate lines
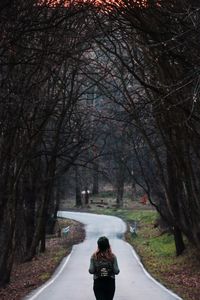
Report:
0,200,200,300
88,203,200,300
0,219,85,300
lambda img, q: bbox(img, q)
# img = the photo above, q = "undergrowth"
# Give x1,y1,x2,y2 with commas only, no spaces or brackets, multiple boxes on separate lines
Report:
92,207,200,300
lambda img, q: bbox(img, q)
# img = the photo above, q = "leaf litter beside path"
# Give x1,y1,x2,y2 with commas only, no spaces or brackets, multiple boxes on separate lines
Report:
126,215,200,300
0,219,85,300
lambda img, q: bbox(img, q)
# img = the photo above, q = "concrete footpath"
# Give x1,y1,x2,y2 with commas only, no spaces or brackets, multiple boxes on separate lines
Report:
24,211,183,300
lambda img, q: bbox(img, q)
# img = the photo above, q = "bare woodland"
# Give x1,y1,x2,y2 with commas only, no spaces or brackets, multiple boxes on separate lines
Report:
0,0,200,287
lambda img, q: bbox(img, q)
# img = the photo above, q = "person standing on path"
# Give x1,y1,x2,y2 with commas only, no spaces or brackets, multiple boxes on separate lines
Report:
89,236,120,300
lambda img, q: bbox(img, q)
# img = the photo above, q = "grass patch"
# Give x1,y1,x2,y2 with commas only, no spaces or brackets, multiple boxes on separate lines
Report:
52,249,66,264
92,207,156,224
90,206,200,300
94,191,115,198
97,207,200,300
38,272,51,281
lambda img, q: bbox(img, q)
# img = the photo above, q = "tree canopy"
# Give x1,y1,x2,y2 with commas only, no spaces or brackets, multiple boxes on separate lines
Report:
0,0,200,286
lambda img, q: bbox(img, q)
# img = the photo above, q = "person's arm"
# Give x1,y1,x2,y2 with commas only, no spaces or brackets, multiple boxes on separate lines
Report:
113,255,120,274
89,257,96,274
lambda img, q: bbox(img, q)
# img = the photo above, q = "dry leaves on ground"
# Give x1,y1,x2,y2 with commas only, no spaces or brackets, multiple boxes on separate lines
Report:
0,220,85,300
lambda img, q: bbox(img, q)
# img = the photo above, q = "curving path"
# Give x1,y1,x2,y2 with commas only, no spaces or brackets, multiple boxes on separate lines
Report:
25,211,182,300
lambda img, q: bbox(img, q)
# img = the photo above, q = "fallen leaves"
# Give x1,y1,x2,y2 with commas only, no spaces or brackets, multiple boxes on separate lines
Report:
0,220,85,300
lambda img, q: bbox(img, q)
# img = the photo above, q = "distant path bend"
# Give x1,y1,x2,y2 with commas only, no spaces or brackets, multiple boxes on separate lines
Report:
25,211,182,300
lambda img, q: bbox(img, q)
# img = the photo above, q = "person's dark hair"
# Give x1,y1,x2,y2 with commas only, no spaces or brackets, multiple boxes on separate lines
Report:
93,236,114,260
97,236,110,252
93,236,114,261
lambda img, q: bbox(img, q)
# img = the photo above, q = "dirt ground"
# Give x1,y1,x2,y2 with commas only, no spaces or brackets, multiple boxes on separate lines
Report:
1,204,199,300
0,220,85,300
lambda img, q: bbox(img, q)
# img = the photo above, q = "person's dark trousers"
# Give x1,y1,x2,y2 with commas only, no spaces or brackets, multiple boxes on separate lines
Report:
93,277,115,300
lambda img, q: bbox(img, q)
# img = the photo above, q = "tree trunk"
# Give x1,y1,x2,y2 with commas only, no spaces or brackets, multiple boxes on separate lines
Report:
116,182,124,207
84,188,89,206
0,195,16,287
92,162,99,195
24,178,53,261
116,161,126,208
28,155,57,259
40,214,46,253
75,166,82,207
53,183,61,219
173,226,185,256
25,187,36,253
15,182,27,262
131,182,137,201
116,169,125,208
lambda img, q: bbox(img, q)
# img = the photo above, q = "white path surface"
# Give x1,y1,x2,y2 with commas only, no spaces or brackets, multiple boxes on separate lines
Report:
25,211,182,300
